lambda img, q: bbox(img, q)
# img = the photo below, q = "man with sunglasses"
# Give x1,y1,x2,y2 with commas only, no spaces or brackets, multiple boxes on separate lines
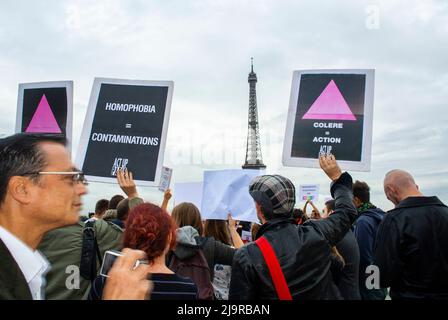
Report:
0,133,151,300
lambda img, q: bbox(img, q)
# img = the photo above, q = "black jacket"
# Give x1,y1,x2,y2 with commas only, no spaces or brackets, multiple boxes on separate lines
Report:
334,229,361,300
229,172,358,300
354,207,387,300
355,208,385,277
374,196,448,300
0,239,32,300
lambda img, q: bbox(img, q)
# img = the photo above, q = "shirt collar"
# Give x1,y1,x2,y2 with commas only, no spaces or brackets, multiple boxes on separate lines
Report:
394,196,447,210
0,225,49,283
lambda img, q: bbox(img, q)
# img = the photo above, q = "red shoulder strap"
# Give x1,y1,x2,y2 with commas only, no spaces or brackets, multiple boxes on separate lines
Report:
255,236,293,300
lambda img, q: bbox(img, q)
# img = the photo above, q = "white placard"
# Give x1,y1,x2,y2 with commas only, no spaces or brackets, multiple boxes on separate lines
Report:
298,184,320,202
241,230,252,242
201,169,264,223
159,167,173,192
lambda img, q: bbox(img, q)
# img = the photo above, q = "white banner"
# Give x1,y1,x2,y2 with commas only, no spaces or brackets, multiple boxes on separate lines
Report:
201,169,264,223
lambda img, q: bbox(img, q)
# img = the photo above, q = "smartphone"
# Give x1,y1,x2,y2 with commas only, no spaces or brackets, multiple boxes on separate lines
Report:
99,250,148,277
99,250,121,277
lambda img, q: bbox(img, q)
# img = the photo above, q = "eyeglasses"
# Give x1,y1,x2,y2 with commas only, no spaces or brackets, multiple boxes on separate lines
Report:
22,171,89,185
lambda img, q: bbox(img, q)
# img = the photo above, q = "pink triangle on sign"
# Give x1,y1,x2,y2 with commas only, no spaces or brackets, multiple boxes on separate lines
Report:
25,94,62,133
302,80,356,121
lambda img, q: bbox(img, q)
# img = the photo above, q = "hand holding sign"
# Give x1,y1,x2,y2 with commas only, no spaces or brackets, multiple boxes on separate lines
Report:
227,213,237,229
227,213,244,249
319,153,342,182
164,189,172,202
117,168,139,199
161,189,172,211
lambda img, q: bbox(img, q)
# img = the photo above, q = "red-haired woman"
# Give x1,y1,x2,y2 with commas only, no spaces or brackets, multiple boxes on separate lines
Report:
89,203,198,300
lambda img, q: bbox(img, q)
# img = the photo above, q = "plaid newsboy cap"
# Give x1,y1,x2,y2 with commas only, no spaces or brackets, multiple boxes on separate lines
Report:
249,174,296,215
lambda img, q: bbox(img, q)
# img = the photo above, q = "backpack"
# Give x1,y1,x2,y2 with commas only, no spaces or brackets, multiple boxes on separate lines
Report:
80,220,103,281
168,247,214,300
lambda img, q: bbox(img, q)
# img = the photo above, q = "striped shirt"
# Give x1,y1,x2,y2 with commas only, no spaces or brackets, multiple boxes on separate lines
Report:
89,273,198,300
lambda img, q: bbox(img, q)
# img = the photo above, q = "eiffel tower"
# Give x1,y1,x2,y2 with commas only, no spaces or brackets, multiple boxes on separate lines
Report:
242,58,266,169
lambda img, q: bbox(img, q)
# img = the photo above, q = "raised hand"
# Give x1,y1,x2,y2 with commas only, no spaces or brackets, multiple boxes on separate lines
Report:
117,168,139,199
227,213,237,229
164,189,172,202
161,189,172,211
227,213,244,249
319,153,342,182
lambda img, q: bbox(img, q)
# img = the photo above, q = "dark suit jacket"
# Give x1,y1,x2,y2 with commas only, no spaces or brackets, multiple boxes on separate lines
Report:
0,239,32,299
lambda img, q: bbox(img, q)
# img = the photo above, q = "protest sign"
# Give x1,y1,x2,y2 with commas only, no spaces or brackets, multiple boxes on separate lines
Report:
174,182,203,209
298,184,320,202
201,169,264,223
158,167,173,192
76,78,173,186
16,81,73,151
241,230,252,243
283,69,374,171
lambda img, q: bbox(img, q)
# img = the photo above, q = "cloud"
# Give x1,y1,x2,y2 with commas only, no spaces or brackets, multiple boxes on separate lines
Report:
0,0,447,214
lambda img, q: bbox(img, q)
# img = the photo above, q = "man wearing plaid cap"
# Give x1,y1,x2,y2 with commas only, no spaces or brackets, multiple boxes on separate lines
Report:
229,154,358,299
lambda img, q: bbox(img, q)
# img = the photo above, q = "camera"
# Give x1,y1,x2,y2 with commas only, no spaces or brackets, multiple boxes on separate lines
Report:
99,250,148,277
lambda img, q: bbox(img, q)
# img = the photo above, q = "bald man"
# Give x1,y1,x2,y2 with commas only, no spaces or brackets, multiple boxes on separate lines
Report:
383,170,423,205
373,169,448,300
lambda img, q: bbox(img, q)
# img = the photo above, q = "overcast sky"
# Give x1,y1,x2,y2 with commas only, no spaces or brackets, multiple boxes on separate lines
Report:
1,0,447,215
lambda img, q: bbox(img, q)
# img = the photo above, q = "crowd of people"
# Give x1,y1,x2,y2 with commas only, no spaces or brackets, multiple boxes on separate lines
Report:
0,133,447,300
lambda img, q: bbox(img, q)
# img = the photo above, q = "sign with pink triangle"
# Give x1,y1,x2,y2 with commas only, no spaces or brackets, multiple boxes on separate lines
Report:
302,80,357,121
16,81,73,152
25,94,62,133
282,69,375,172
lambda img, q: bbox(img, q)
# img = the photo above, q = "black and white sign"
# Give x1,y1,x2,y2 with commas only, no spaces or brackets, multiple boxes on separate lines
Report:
16,81,73,151
283,69,374,171
76,78,173,186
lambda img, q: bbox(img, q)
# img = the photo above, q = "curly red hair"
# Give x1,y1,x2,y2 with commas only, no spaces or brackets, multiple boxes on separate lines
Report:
123,203,177,261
